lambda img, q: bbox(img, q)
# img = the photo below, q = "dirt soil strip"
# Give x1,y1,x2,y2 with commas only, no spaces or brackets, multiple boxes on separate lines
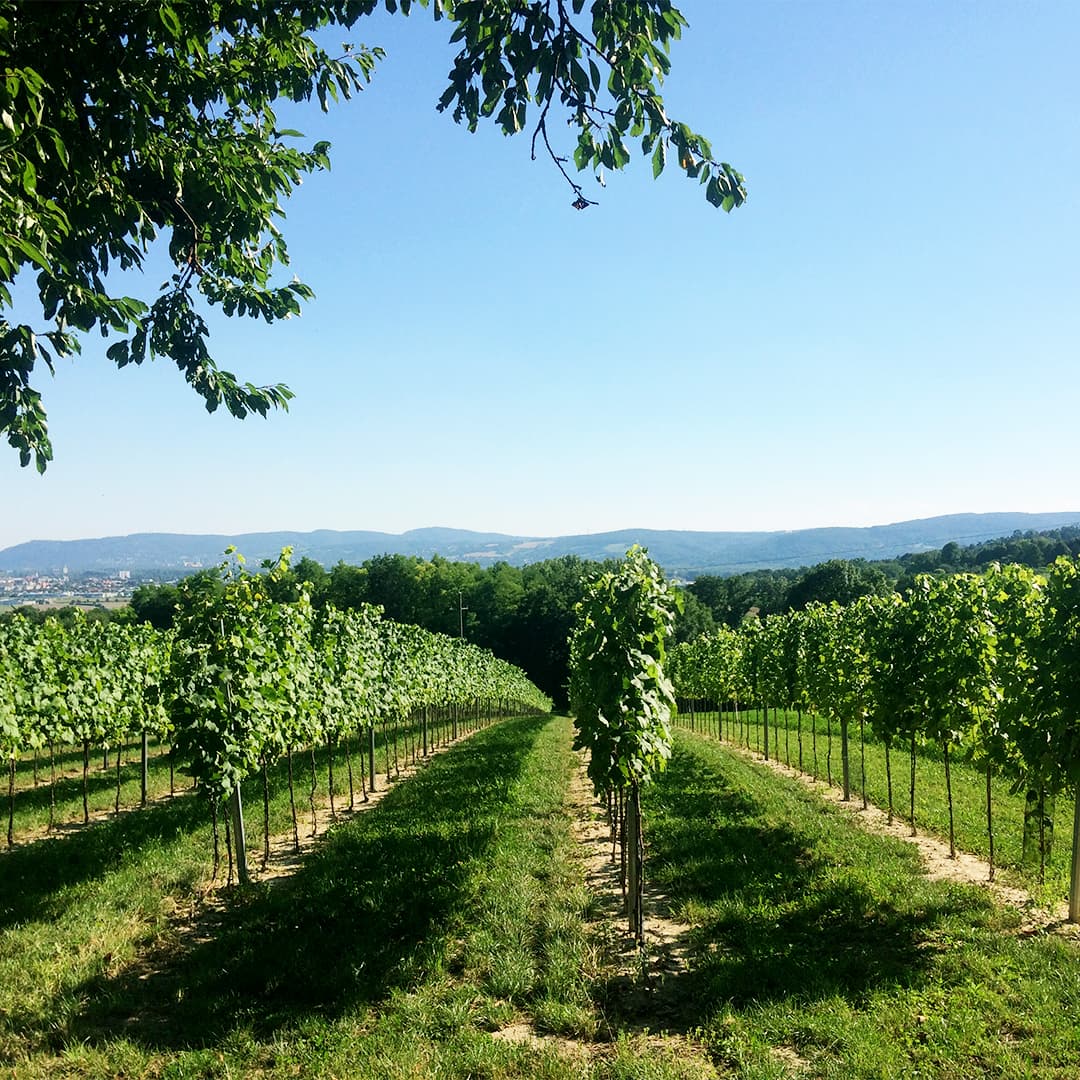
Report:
545,753,721,1076
489,1021,592,1065
567,756,693,985
488,751,723,1074
718,735,1078,938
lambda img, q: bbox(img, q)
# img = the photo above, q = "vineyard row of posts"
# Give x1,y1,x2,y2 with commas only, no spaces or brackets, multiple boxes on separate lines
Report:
0,550,552,881
667,558,1080,921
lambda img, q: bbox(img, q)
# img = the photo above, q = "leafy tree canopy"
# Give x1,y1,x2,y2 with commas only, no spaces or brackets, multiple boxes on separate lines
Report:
672,586,715,643
1,0,745,470
785,558,889,612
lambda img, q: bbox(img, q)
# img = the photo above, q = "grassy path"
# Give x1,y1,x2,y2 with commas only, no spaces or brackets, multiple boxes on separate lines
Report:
1,716,707,1079
8,715,1079,1078
4,714,563,1075
642,731,1080,1079
678,709,1076,901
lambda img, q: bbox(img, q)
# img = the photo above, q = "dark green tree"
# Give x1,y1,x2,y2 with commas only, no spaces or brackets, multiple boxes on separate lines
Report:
787,559,888,611
362,554,427,625
325,561,369,610
417,556,483,638
130,582,182,630
689,569,795,627
672,587,716,643
295,556,330,599
469,560,526,651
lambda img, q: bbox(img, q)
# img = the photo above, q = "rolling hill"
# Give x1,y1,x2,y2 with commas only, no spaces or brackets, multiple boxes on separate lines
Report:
3,511,1079,578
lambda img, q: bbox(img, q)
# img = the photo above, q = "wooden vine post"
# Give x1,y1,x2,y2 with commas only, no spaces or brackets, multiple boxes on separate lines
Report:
223,675,249,886
569,545,680,942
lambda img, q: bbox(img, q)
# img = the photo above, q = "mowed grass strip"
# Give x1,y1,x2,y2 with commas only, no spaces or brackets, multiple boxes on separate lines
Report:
642,731,1080,1079
5,714,731,1080
0,716,631,1078
0,722,465,949
3,715,553,1068
679,709,1075,900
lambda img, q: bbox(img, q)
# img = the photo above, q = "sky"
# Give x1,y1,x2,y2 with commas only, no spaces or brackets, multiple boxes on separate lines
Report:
3,1,1079,550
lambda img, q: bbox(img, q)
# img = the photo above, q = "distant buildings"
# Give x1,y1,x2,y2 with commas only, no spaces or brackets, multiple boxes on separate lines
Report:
0,572,142,608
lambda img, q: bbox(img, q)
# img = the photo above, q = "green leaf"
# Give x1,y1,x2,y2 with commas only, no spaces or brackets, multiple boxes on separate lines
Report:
106,339,131,366
0,1,743,473
12,236,48,269
50,131,69,168
157,4,181,38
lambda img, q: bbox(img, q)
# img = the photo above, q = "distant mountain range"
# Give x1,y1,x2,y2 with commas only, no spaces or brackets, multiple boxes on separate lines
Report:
3,512,1080,579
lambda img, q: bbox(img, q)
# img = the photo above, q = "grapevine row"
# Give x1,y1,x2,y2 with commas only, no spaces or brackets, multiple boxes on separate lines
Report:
1,550,551,872
668,558,1080,920
568,546,680,939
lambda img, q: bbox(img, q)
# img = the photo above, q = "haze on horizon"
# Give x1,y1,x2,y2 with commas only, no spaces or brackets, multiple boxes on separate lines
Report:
6,510,1080,559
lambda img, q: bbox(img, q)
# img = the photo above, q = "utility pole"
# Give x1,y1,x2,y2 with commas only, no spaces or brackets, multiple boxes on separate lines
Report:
456,590,469,638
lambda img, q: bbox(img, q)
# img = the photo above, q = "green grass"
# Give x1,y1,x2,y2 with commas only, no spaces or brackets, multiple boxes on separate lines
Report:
3,715,709,1078
9,712,1078,1078
5,710,458,845
642,731,1080,1078
677,708,1076,901
7,739,179,836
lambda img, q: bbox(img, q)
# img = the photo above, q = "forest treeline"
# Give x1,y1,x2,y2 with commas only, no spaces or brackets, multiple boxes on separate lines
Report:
5,525,1079,705
691,524,1080,627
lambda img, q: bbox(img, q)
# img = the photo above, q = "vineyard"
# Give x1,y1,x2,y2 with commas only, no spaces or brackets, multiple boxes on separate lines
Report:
668,560,1080,918
3,550,1080,1078
1,550,551,875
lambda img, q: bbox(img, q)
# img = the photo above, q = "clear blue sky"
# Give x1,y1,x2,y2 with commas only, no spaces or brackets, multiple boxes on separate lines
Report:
3,1,1078,550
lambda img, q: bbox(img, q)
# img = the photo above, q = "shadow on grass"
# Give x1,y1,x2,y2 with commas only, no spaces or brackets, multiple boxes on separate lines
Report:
62,714,551,1051
606,740,984,1028
1,717,484,932
0,791,207,930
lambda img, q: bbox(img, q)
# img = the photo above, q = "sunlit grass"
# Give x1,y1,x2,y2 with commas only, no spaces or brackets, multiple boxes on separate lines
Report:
643,732,1080,1079
4,716,668,1078
677,708,1075,901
